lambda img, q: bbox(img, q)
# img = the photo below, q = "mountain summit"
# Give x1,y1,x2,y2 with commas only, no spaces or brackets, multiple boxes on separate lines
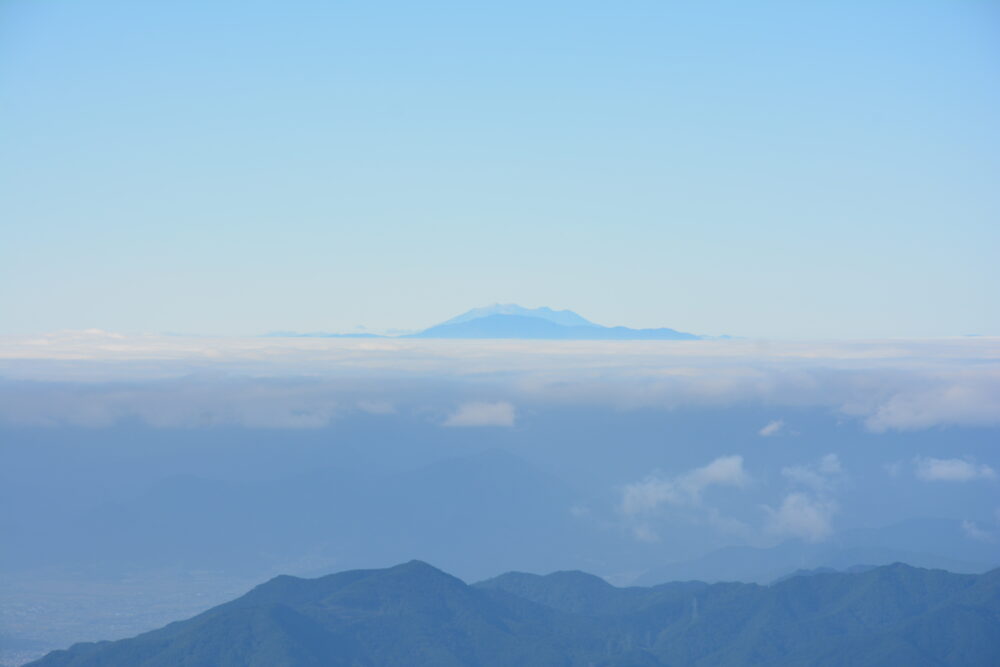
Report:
262,305,705,340
410,304,701,340
29,562,1000,666
437,304,597,328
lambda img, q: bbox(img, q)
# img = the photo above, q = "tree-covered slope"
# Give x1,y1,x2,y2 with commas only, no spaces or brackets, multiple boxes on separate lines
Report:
29,562,1000,667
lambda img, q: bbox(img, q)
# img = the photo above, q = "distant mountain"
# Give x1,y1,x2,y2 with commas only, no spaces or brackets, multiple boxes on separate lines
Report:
262,304,704,340
438,304,597,328
636,518,999,585
772,564,878,584
410,311,701,340
29,561,1000,666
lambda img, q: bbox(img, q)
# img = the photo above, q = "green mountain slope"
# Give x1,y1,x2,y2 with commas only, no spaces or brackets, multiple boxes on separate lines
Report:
29,562,1000,667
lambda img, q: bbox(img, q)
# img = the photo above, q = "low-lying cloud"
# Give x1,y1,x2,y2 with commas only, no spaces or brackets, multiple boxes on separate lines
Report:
764,492,838,543
1,334,998,431
764,453,844,542
621,455,748,516
782,454,843,493
913,457,997,482
620,455,750,543
961,519,996,543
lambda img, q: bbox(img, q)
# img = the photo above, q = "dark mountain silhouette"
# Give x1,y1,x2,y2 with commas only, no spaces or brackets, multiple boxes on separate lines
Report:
29,562,1000,666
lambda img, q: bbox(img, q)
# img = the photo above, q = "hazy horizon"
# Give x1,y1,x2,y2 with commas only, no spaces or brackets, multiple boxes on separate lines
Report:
7,301,1000,339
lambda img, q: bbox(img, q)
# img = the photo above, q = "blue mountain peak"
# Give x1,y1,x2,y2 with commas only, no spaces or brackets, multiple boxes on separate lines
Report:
439,304,596,328
411,305,701,340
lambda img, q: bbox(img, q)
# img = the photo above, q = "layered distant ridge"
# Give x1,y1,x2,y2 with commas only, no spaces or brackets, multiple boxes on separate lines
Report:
267,304,703,339
30,561,1000,666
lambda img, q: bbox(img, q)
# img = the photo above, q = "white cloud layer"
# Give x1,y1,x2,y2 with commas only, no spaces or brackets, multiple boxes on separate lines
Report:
1,335,998,431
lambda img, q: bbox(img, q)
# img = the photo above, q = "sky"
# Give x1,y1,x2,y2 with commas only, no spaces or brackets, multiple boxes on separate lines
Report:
2,0,998,338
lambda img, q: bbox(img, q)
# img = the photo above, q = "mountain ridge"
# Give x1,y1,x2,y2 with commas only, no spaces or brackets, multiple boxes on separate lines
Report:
263,304,705,340
438,304,597,328
28,561,1000,666
408,313,701,340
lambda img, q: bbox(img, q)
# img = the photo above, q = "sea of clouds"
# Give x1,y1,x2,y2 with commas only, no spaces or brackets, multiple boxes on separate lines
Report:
1,332,998,433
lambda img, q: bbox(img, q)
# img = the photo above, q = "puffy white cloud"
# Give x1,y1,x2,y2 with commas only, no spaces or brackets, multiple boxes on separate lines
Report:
443,401,516,427
621,455,747,516
764,454,844,542
686,455,749,491
764,492,837,543
758,419,784,437
913,457,996,482
782,454,843,492
961,520,995,543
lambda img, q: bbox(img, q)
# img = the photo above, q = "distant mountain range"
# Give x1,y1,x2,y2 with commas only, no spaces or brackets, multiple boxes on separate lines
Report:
636,517,999,585
437,304,596,328
265,304,706,340
29,561,1000,666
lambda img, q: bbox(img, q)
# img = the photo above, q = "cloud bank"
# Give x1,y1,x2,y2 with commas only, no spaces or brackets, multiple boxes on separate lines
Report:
1,334,998,431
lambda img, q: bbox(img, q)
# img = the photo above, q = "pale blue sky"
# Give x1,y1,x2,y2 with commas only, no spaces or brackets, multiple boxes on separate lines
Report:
2,0,997,337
